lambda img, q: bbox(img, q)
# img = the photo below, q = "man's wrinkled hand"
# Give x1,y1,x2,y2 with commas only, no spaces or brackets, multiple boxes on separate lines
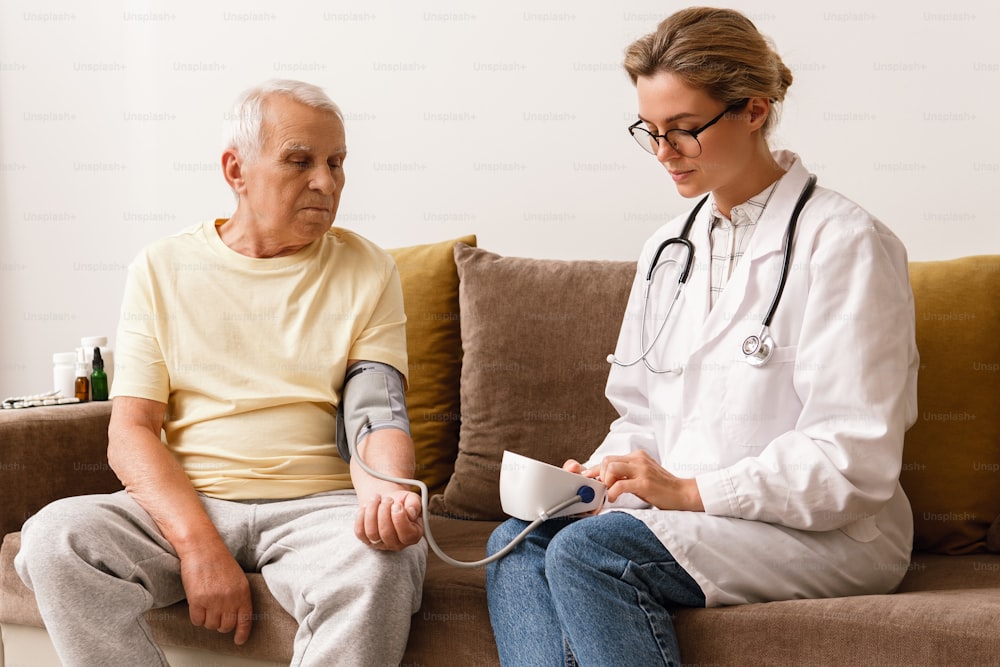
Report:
180,548,253,645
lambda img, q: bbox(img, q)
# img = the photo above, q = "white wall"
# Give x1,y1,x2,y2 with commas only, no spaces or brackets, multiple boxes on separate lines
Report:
1,0,998,398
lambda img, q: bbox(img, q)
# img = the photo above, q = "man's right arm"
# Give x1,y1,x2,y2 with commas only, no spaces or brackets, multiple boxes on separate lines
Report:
107,396,253,645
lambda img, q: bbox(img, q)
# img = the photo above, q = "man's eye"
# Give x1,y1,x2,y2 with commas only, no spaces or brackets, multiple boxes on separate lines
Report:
291,160,310,168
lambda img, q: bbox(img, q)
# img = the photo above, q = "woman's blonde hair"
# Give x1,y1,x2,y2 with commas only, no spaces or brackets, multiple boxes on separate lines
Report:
624,7,792,136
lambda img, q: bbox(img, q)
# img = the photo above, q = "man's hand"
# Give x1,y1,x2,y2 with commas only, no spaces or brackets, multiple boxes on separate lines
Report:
569,450,705,512
180,544,253,645
355,489,424,551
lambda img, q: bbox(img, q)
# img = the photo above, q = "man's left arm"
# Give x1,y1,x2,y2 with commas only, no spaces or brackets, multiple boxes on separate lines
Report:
344,257,422,550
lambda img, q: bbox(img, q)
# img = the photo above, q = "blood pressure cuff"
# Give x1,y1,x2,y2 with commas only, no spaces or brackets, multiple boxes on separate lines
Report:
335,361,410,463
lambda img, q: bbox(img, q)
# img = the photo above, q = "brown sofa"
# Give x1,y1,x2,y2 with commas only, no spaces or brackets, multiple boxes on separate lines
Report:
2,238,999,666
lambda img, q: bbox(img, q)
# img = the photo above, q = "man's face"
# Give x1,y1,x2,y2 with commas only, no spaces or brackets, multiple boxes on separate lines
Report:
232,95,347,248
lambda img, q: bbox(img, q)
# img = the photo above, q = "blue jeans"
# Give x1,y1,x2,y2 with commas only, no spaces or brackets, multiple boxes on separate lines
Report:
486,512,705,666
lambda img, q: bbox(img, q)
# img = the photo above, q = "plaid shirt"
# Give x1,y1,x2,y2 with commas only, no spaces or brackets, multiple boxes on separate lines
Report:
708,181,779,309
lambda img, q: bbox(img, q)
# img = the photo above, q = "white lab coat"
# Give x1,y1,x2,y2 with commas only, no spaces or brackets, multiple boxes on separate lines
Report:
588,150,919,607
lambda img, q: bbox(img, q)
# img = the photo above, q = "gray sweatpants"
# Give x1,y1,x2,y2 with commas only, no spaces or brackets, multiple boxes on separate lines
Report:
15,489,426,666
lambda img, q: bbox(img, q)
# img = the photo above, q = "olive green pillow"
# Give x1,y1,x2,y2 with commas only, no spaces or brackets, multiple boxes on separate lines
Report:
902,255,1000,554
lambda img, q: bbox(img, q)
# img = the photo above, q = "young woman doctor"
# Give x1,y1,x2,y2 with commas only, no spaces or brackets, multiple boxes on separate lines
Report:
486,7,919,666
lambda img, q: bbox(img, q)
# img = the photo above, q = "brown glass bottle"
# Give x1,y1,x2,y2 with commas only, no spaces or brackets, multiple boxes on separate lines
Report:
74,372,90,401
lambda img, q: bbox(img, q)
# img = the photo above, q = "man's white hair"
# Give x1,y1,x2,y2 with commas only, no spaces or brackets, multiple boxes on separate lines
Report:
223,79,344,163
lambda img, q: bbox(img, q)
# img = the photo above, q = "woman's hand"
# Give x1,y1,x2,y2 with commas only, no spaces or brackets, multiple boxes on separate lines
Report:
570,450,705,511
562,459,605,515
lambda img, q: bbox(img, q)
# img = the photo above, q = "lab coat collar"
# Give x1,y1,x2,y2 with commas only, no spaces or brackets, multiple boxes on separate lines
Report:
695,150,814,351
745,150,813,262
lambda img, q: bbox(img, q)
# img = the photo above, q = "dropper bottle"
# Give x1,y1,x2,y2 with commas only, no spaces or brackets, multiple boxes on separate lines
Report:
91,347,109,401
74,348,90,402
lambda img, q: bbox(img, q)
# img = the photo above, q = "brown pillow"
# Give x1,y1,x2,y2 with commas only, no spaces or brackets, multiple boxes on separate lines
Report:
388,236,476,496
429,244,635,520
988,514,1000,553
902,255,1000,554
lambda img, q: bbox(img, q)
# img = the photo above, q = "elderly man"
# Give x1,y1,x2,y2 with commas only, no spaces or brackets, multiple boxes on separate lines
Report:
16,79,426,666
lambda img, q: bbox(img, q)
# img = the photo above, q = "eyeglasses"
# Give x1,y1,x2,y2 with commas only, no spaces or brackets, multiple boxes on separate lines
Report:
628,100,748,158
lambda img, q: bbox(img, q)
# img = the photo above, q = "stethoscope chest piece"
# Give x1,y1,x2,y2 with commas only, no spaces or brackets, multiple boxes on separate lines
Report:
742,332,774,367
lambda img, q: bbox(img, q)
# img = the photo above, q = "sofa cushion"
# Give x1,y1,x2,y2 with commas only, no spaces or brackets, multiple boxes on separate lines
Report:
903,255,1000,554
5,524,998,666
403,517,498,663
430,244,634,520
675,552,1000,666
389,236,476,495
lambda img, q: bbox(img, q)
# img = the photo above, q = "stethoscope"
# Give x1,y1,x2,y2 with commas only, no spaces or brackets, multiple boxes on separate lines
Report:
608,174,817,373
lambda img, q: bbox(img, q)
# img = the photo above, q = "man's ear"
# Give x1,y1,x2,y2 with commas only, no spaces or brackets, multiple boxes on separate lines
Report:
745,98,771,133
222,149,246,194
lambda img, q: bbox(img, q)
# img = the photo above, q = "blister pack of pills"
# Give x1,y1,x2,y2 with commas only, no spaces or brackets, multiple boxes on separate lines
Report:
1,390,81,409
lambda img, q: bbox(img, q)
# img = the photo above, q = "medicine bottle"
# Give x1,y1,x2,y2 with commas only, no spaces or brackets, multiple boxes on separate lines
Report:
91,347,109,401
74,349,90,401
80,336,114,387
53,352,77,398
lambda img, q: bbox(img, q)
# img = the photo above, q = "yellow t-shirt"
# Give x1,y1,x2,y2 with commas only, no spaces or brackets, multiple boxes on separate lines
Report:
111,220,408,500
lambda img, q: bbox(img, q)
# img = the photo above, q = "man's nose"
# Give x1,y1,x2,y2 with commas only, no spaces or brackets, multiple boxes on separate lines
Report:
310,166,338,194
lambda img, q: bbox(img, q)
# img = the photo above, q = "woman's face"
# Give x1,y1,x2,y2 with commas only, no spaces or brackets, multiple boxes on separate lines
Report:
635,70,766,200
